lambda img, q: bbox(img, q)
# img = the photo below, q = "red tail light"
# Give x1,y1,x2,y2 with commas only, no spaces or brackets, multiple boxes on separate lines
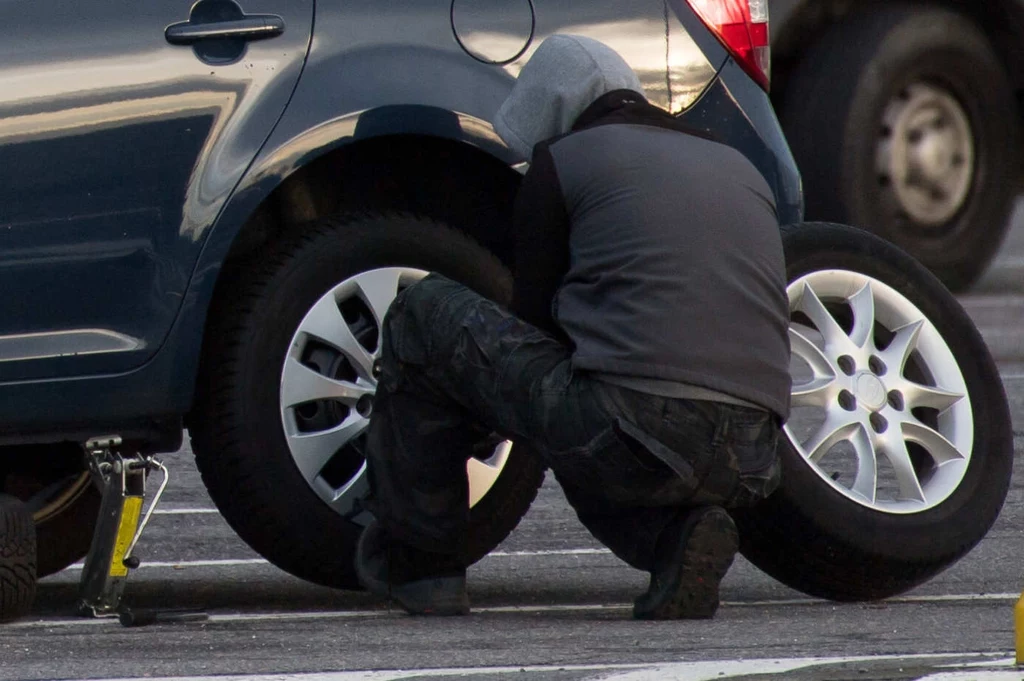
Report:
687,0,771,91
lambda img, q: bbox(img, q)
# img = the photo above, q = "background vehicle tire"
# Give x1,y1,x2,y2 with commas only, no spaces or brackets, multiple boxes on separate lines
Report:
190,213,545,589
778,3,1019,291
2,444,100,578
734,222,1013,601
0,494,37,622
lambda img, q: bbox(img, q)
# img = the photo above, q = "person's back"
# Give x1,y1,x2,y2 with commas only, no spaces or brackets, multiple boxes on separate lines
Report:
548,122,791,417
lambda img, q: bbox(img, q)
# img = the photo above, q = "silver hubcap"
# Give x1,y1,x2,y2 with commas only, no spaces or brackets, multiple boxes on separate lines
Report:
786,270,973,513
877,82,975,226
279,267,511,520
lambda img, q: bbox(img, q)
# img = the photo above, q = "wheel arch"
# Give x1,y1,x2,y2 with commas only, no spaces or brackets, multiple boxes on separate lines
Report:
182,108,522,426
218,114,522,272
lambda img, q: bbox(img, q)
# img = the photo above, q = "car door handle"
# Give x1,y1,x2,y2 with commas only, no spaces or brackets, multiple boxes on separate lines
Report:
165,14,284,45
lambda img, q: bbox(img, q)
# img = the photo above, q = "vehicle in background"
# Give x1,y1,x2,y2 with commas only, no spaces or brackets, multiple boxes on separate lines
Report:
768,0,1022,291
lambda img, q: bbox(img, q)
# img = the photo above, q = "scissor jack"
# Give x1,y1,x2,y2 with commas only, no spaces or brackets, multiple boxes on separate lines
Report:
76,436,169,618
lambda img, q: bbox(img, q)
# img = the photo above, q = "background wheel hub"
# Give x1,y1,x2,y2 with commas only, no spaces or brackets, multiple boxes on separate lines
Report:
878,82,975,227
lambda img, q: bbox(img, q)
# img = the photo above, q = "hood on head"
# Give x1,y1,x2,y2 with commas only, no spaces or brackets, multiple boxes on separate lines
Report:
493,34,645,159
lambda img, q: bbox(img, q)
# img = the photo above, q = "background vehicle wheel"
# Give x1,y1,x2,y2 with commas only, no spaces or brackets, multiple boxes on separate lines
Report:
0,494,37,622
190,213,545,589
734,222,1013,601
778,3,1019,291
2,443,100,578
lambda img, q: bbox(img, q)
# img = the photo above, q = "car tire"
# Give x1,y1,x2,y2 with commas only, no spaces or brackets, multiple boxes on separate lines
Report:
734,222,1013,601
0,494,37,622
34,479,99,578
190,212,545,589
2,445,101,578
778,3,1019,292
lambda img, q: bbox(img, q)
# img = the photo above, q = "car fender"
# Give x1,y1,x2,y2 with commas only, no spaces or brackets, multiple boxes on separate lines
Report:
163,44,520,410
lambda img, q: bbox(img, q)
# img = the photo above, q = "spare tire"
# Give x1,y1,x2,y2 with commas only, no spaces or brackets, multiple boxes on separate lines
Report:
735,221,1013,601
190,212,545,589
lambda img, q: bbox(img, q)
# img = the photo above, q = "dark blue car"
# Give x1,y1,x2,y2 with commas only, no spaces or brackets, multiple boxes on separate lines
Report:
0,0,1011,621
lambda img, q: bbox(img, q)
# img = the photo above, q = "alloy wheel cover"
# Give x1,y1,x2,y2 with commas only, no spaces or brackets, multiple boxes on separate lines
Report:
786,269,973,513
279,267,511,520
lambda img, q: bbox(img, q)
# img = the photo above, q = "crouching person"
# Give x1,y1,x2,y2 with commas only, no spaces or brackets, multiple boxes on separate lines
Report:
355,34,791,620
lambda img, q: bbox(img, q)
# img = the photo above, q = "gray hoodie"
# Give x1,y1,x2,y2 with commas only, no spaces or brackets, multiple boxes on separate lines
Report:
493,35,645,159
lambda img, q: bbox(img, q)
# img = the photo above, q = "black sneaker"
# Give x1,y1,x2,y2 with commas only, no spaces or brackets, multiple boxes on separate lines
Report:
354,520,469,616
633,506,738,620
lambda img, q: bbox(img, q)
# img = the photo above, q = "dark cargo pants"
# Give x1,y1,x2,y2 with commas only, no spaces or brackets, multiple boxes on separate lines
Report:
363,274,781,572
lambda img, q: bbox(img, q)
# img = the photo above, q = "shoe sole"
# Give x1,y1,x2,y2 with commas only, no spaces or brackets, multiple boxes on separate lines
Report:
634,508,739,620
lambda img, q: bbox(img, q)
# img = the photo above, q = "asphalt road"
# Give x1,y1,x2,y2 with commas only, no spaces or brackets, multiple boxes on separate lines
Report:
3,212,1024,681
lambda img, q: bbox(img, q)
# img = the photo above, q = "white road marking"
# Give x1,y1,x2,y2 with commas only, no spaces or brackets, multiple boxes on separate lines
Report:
13,590,1024,630
63,549,611,572
723,592,1022,607
54,555,1024,608
9,604,630,629
593,655,1012,681
153,508,220,515
491,548,610,557
957,293,1024,305
64,558,270,570
53,653,1017,681
919,674,1024,681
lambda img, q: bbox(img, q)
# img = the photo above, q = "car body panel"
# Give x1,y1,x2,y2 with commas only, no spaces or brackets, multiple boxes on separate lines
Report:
0,0,313,382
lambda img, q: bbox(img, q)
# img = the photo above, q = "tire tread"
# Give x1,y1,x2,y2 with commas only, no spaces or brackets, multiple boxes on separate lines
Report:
0,495,37,622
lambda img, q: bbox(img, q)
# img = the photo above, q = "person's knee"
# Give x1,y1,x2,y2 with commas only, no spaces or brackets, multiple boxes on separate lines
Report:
381,274,475,368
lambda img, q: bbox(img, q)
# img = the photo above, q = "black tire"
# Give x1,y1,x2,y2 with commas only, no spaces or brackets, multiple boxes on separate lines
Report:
2,445,100,578
734,222,1013,601
779,3,1019,291
34,480,99,578
0,494,37,622
190,212,545,589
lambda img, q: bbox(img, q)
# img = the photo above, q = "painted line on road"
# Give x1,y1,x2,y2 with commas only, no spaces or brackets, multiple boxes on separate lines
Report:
10,604,629,629
153,508,220,515
54,555,1024,606
14,592,1022,630
63,549,613,571
49,653,1017,681
64,558,270,570
958,293,1024,304
730,591,1022,608
491,548,611,557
